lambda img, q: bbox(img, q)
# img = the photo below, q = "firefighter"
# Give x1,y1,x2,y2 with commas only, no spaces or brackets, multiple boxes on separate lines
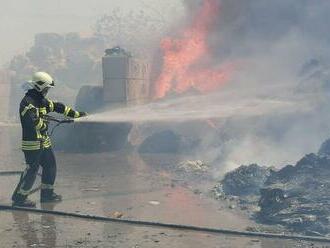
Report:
12,72,87,207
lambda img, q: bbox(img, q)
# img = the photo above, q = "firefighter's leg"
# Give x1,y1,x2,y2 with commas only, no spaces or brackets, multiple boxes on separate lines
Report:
40,148,62,202
12,150,41,206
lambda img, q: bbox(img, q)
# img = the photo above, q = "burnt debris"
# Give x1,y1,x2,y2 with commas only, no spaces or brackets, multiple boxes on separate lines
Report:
214,140,330,236
221,164,271,197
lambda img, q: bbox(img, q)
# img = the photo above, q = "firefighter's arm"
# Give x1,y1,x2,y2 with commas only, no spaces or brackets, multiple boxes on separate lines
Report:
21,104,48,132
47,99,87,118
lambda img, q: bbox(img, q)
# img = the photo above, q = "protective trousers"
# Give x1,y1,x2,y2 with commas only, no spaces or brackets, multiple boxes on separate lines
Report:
12,148,57,202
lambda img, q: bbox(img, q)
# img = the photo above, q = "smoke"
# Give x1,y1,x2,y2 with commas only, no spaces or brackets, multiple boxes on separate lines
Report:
162,0,330,173
209,0,330,57
52,0,330,173
0,0,184,66
4,0,330,174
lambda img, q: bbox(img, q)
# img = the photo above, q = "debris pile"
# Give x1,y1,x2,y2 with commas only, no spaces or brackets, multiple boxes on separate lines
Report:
258,153,330,235
75,86,104,113
138,130,181,153
215,164,271,197
318,138,330,157
177,160,209,173
214,140,330,235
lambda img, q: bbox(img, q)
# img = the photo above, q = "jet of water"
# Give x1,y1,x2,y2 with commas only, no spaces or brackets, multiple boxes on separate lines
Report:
76,88,310,124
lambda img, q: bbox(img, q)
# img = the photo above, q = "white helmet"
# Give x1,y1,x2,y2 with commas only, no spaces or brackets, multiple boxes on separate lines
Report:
28,72,55,92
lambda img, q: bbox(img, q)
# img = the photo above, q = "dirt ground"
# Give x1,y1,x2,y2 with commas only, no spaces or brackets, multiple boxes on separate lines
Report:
0,127,329,247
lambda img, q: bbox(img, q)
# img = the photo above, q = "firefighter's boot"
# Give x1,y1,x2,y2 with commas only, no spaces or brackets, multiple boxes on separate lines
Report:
12,194,36,208
40,189,62,203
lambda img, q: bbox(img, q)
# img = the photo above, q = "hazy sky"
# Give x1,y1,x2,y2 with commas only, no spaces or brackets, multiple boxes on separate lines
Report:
0,0,183,66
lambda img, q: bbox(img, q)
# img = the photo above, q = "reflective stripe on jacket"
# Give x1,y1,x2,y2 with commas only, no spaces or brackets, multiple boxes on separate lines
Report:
20,89,81,151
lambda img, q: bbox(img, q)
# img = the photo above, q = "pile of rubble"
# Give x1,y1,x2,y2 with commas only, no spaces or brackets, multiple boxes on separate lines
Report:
138,130,182,154
214,139,330,236
177,160,209,173
218,164,271,197
138,130,200,154
259,153,330,236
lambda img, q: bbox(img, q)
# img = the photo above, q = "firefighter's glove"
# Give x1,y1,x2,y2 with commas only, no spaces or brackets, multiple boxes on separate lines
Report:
79,112,88,117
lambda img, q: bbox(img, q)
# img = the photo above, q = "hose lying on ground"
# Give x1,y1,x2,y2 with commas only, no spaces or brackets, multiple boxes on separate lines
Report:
0,204,329,243
0,171,22,176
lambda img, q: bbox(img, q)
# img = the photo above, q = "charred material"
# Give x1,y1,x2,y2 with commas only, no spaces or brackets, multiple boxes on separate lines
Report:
216,164,271,197
318,138,330,157
215,141,330,236
258,153,330,235
138,130,181,154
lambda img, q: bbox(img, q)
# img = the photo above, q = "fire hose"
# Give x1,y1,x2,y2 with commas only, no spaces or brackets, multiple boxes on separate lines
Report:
43,114,74,137
0,204,330,243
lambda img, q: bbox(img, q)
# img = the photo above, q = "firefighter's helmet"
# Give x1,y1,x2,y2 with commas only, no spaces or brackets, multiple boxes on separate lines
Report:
28,72,55,92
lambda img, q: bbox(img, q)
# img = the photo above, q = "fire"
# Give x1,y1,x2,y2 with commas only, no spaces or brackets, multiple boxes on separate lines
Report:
154,0,233,99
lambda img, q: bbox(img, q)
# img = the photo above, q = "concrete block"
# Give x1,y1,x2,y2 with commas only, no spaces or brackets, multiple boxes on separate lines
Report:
102,49,150,105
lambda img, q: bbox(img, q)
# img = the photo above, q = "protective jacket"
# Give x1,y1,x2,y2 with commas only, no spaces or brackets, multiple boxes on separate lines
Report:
20,89,82,151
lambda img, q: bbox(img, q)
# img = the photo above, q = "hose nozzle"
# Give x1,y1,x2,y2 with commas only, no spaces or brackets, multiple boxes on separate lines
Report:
44,115,74,124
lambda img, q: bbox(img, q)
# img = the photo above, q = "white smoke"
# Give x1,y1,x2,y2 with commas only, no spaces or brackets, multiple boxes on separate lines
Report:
176,0,330,173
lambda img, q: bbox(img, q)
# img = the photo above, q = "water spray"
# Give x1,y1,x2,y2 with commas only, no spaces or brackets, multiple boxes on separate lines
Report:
74,91,308,124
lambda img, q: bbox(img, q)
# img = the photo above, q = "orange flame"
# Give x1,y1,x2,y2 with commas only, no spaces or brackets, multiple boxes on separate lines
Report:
154,0,233,99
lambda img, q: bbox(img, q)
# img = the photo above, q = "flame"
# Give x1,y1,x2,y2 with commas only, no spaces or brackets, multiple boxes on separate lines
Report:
154,0,233,99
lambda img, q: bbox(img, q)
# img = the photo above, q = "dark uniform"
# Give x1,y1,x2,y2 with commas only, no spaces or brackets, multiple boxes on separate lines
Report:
12,89,85,205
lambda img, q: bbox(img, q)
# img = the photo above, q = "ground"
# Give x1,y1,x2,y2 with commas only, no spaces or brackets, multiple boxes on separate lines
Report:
0,145,328,247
